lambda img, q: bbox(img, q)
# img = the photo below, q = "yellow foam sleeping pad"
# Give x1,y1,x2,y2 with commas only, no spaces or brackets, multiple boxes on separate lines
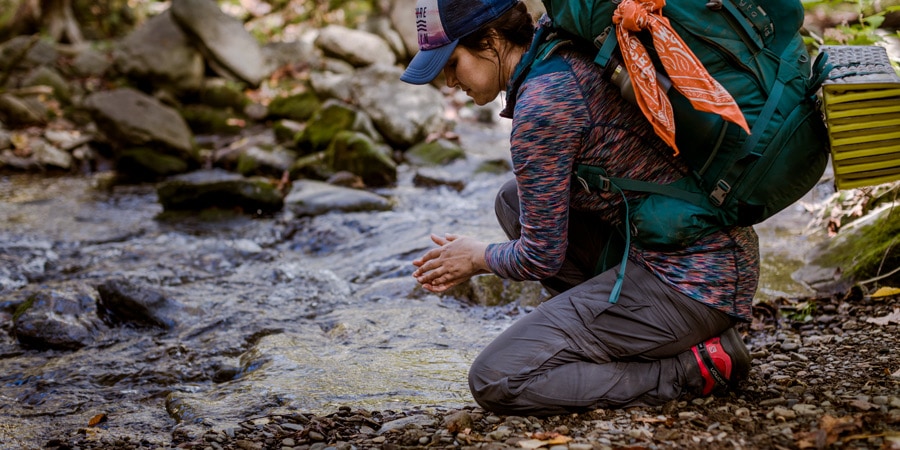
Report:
820,45,900,190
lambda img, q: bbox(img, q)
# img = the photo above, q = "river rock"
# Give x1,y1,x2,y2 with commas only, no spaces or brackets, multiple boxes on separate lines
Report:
70,46,112,78
795,202,900,293
326,131,397,187
96,279,186,329
156,168,284,215
22,66,72,105
113,9,205,93
267,91,321,122
405,138,466,166
283,179,392,216
170,0,270,87
83,87,195,158
348,64,447,148
236,144,298,177
262,40,323,74
387,0,418,59
315,25,397,68
297,99,383,154
0,93,46,127
12,281,107,351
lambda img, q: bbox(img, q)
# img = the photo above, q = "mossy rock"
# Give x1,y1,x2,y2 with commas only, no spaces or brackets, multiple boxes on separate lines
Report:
198,80,249,110
808,203,900,286
289,151,333,181
181,104,244,135
268,91,321,122
404,139,465,167
273,120,305,146
296,100,381,154
475,158,512,175
117,147,191,180
326,131,396,187
448,274,548,307
156,169,284,215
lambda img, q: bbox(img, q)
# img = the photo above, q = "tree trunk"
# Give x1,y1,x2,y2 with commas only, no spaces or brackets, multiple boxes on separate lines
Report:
0,0,83,44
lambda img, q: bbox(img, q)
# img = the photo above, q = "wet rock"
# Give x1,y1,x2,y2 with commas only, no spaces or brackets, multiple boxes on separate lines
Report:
413,167,466,192
83,88,196,158
170,0,269,87
405,139,466,167
96,278,186,329
117,147,191,179
235,145,297,177
12,281,107,350
347,64,447,148
461,274,548,307
326,131,397,187
315,25,396,68
283,179,391,216
155,168,284,215
113,9,205,92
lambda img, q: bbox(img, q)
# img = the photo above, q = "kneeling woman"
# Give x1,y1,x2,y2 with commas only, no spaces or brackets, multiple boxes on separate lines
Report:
403,0,757,415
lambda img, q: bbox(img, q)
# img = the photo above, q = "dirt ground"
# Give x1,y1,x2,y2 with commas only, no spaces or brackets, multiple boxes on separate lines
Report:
45,287,900,450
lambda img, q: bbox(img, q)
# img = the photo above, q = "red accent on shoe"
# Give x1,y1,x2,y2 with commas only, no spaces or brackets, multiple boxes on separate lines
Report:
692,344,716,396
705,337,734,380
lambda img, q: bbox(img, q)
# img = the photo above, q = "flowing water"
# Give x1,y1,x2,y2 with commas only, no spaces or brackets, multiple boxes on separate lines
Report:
0,118,827,448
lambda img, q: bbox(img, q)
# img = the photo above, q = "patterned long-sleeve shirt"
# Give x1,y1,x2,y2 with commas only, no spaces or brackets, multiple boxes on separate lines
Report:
484,45,759,321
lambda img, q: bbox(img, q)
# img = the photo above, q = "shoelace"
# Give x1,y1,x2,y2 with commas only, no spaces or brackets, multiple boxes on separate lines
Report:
612,0,751,155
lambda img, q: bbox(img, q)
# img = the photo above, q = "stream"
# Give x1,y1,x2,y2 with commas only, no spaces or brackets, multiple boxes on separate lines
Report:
0,118,830,448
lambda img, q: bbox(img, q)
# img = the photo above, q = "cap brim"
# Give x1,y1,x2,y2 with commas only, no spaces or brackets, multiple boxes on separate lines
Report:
400,40,459,85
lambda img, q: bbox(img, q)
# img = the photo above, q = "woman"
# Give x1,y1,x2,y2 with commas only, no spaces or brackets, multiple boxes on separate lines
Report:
402,0,758,416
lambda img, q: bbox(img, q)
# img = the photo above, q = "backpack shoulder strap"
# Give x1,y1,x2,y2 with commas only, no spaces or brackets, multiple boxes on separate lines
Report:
501,24,574,118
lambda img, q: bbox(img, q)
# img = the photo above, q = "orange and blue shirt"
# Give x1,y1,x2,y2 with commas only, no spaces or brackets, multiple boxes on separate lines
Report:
484,46,759,321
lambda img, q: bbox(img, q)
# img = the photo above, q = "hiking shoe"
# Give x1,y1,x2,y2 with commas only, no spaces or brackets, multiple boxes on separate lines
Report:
691,327,751,396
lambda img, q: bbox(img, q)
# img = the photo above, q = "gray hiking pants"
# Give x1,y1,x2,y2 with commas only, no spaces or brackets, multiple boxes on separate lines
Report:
468,179,736,415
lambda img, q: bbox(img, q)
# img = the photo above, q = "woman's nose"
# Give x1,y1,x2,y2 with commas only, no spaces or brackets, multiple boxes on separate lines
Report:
443,69,457,88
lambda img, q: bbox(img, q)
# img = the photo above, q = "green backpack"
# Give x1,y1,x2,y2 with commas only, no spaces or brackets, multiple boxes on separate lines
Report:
505,0,834,302
519,0,833,250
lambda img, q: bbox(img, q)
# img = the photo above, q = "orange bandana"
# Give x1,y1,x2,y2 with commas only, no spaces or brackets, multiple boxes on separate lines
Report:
612,0,750,155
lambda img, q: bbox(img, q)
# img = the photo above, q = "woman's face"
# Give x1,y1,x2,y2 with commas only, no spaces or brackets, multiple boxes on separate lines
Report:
443,45,501,106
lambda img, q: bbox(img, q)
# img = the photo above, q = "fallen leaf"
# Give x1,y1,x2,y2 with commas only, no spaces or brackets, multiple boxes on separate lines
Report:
865,308,900,326
88,413,107,427
871,286,900,298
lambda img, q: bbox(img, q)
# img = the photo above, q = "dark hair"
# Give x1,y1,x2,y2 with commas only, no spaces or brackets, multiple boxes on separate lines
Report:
458,2,534,52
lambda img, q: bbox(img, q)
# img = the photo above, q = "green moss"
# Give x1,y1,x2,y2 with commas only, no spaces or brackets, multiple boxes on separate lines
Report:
326,131,396,187
198,81,249,110
404,139,465,166
268,91,321,122
12,294,36,322
117,147,190,179
813,205,900,282
181,105,244,135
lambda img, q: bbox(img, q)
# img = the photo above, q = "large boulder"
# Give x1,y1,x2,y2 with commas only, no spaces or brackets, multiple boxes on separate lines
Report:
83,88,195,159
315,25,396,67
113,9,205,93
170,0,270,87
284,179,392,216
348,64,447,148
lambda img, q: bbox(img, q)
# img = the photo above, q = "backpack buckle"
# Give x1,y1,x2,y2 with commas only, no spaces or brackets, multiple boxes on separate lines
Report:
709,180,731,206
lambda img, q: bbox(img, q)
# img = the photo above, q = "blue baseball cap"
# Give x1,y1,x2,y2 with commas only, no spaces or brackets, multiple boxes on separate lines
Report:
400,0,519,84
